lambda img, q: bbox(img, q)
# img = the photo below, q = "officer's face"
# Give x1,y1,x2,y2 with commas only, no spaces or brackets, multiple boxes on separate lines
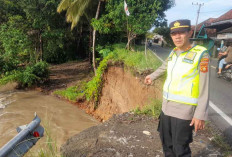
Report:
170,31,192,48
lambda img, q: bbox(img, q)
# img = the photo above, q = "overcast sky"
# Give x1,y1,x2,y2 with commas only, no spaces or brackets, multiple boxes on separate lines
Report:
165,0,232,26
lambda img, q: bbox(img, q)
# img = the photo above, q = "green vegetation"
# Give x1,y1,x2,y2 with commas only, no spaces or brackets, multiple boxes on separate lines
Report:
133,99,162,119
26,117,62,157
204,122,232,156
0,0,173,87
54,54,113,108
0,62,49,87
35,129,60,157
92,0,174,50
84,54,112,103
54,43,162,107
212,135,232,156
54,81,86,102
111,43,162,72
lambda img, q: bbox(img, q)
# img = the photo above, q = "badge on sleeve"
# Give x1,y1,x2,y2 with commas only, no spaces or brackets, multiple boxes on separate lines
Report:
200,58,209,73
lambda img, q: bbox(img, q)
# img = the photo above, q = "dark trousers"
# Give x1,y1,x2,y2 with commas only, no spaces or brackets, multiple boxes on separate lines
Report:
158,112,194,157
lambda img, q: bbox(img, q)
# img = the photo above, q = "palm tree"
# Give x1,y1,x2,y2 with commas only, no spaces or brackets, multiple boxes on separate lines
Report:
57,0,102,75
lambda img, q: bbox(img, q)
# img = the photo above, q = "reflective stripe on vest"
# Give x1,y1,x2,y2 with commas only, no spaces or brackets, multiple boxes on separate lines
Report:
163,45,208,106
163,91,198,105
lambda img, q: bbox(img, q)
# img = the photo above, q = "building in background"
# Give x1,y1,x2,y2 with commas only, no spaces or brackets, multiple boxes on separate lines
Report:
192,9,232,57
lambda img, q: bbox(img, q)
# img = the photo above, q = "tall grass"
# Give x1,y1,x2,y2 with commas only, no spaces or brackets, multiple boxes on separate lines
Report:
133,99,162,119
204,122,232,156
53,81,86,102
111,43,162,72
25,113,62,157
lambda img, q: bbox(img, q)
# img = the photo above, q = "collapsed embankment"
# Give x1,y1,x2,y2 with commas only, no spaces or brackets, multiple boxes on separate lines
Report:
81,65,163,121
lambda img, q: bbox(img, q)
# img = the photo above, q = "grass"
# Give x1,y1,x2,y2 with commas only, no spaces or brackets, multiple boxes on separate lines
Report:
111,43,162,72
25,114,62,157
204,122,232,156
53,81,86,102
133,99,162,119
212,135,232,156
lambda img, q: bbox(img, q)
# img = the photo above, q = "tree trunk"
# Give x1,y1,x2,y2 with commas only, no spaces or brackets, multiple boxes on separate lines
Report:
35,32,40,63
92,0,101,76
89,26,93,64
77,25,82,55
39,31,43,62
126,38,131,50
126,31,136,51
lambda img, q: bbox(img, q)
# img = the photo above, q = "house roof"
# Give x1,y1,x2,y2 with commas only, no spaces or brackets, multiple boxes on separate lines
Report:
212,9,232,23
192,18,216,31
194,9,232,35
191,18,217,37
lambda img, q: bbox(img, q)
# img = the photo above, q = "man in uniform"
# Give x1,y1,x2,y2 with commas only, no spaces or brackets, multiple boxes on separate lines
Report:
144,19,209,157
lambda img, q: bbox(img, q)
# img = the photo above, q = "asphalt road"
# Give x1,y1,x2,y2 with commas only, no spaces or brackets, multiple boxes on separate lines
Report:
149,44,232,143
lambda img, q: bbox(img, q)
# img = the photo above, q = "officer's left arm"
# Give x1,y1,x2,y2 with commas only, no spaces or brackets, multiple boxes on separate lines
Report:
191,52,210,132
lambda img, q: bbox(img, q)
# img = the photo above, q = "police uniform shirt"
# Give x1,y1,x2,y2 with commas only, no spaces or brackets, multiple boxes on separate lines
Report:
149,46,209,121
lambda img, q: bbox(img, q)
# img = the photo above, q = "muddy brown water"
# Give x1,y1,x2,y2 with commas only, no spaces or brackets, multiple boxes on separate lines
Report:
0,83,99,154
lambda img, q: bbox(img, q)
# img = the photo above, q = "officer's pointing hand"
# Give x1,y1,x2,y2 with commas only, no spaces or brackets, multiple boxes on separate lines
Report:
190,117,205,132
144,75,152,85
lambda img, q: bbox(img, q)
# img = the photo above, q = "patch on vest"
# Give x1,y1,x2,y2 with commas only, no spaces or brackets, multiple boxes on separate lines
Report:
192,48,201,51
200,58,209,73
182,52,197,64
168,52,174,61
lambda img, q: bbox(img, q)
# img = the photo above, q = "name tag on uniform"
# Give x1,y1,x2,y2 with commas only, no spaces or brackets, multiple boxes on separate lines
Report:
183,52,197,64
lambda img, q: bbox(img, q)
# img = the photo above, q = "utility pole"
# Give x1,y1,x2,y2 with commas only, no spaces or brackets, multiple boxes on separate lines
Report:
192,2,204,39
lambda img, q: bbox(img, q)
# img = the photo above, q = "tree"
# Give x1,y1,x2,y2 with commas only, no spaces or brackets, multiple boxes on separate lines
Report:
92,0,174,50
0,15,32,73
18,0,78,63
57,0,102,75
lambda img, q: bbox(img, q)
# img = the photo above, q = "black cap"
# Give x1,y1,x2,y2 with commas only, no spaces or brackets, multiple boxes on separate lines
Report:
169,19,191,33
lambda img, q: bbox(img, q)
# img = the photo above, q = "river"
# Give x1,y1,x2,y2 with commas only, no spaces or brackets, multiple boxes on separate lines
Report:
0,83,99,155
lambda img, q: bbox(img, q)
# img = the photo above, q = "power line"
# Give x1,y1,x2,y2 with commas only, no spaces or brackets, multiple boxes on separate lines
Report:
200,8,231,14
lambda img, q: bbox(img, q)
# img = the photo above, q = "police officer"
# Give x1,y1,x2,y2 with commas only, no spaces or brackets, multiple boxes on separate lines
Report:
144,19,209,156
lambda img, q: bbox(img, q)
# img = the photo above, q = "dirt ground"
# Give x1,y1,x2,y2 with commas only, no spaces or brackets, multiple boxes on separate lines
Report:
39,60,93,94
61,112,225,157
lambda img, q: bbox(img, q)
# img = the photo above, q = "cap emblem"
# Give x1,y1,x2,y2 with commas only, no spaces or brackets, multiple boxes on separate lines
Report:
174,21,180,27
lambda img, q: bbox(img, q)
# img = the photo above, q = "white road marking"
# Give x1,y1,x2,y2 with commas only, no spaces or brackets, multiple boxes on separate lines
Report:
150,48,232,126
209,101,232,126
148,48,165,62
211,66,216,69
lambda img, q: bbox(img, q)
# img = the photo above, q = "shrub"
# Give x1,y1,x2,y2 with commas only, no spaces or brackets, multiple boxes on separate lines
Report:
31,61,49,78
0,61,49,87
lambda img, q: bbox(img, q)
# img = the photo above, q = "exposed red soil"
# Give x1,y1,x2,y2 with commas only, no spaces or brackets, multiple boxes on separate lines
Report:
85,66,163,121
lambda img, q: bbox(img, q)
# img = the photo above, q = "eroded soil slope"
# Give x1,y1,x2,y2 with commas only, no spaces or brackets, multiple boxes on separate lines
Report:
84,66,164,121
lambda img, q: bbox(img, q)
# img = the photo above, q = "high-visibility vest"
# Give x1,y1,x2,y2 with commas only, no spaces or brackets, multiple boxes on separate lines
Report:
163,45,208,106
